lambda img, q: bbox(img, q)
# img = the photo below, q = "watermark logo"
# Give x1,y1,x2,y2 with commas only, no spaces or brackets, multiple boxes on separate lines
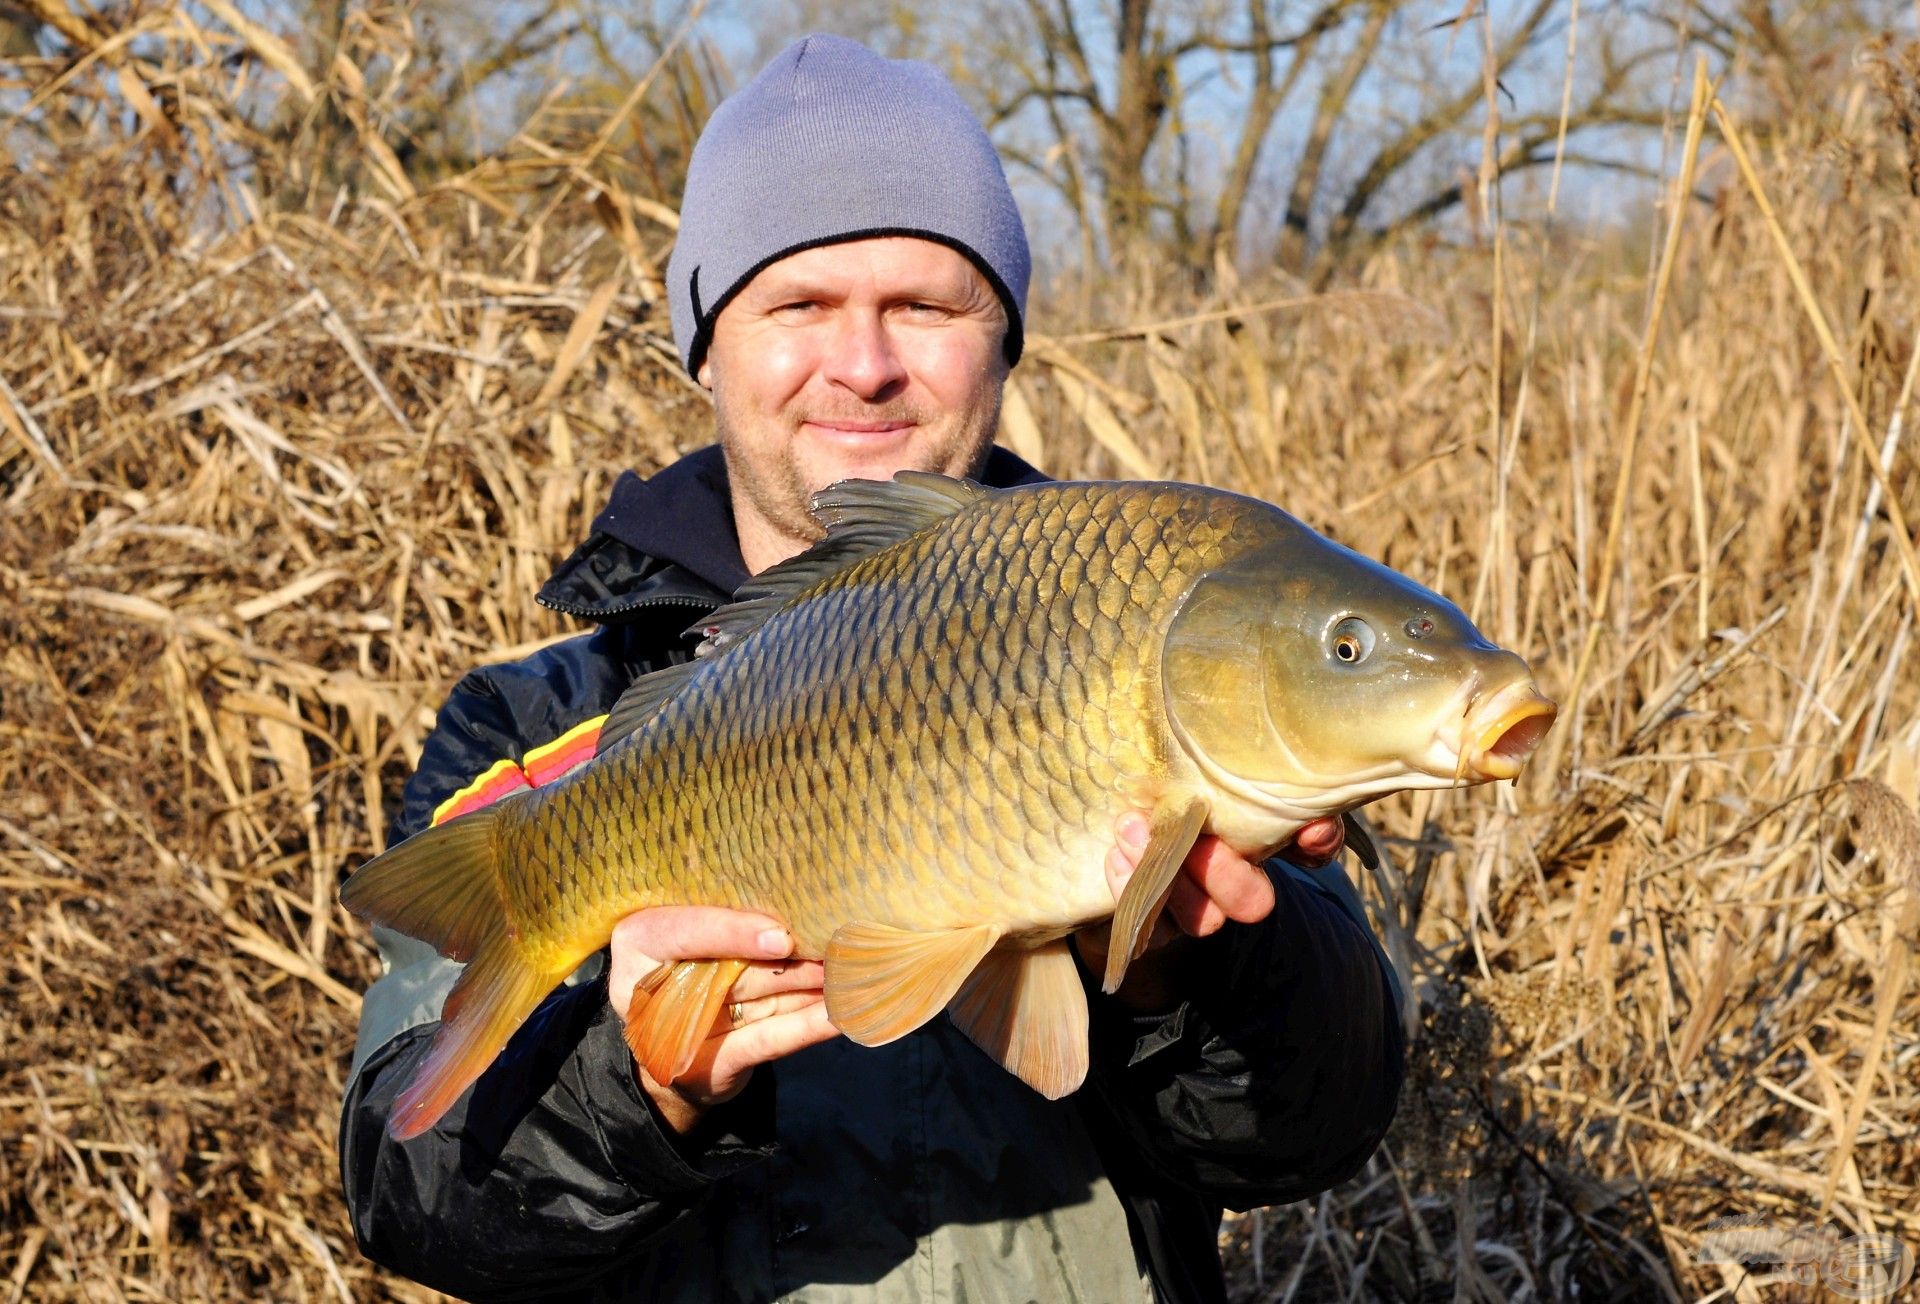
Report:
1695,1215,1915,1299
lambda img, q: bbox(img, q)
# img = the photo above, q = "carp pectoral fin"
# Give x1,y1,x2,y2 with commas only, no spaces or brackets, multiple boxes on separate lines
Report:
1340,810,1381,871
1103,794,1210,994
623,958,752,1087
947,942,1089,1100
824,921,1002,1046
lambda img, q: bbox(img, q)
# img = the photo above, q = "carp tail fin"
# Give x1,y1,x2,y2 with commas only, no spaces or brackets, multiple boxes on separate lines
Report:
340,803,562,1141
341,806,510,962
388,937,554,1140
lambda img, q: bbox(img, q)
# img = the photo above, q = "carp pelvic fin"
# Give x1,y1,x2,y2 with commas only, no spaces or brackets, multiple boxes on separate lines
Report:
947,941,1090,1100
682,472,988,660
825,921,1002,1046
623,957,752,1087
339,805,562,1141
1103,794,1211,994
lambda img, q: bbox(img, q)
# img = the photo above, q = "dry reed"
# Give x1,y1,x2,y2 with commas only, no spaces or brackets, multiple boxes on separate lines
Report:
3,7,1918,1301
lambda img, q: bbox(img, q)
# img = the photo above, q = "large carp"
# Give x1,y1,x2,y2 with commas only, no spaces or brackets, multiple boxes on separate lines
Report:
343,474,1555,1140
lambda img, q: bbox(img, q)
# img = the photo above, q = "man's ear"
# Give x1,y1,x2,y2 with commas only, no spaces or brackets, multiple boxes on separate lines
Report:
697,357,713,389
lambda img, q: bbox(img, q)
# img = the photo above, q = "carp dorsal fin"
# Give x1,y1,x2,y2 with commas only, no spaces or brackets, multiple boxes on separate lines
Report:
683,471,988,660
808,470,984,540
606,473,987,752
599,659,704,751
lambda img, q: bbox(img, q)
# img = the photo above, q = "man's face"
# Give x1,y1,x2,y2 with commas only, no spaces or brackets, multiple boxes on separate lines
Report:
699,236,1010,571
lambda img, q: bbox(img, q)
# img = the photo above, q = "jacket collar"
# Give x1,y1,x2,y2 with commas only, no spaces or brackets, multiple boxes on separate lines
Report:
537,443,1050,625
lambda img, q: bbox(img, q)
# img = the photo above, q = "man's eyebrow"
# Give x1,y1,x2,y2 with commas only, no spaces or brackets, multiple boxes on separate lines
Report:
761,281,837,299
888,281,988,306
749,277,983,305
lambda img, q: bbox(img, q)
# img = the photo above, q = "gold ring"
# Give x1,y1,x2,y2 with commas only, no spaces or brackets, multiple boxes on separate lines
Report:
728,1002,745,1028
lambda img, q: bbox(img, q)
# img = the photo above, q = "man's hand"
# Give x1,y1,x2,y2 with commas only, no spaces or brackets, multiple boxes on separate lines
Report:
608,907,839,1134
1072,814,1346,1010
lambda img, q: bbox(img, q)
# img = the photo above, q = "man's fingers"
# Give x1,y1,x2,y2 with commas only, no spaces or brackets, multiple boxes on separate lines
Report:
1164,874,1227,938
1103,843,1134,900
611,906,794,966
1106,826,1274,942
1284,815,1345,869
1181,836,1276,925
725,961,826,1005
609,906,797,1018
723,990,823,1027
1295,816,1343,857
693,1003,840,1087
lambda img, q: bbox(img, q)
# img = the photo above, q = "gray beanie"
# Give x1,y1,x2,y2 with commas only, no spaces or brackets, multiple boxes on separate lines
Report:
667,34,1031,377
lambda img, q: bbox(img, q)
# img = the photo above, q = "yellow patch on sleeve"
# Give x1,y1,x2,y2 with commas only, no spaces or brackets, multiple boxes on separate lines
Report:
427,713,607,828
430,757,530,827
522,714,607,786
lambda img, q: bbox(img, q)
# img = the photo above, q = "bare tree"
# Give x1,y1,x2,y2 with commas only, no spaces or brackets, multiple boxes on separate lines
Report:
962,0,1692,276
1270,0,1387,271
1009,0,1176,257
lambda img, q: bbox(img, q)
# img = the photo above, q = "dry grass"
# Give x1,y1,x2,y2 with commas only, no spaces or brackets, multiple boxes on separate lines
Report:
4,7,1919,1302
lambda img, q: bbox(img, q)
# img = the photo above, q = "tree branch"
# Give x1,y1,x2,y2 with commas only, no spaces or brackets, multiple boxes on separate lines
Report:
1211,0,1360,258
1324,0,1560,248
1278,0,1391,270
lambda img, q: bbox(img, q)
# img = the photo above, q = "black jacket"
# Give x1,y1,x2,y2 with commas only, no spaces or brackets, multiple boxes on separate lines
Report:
338,445,1406,1302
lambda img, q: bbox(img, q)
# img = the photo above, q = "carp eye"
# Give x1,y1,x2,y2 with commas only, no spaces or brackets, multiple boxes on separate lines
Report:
1405,615,1435,639
1329,617,1376,665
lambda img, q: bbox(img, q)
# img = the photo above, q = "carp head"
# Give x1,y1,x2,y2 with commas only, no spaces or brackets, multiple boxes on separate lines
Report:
1160,521,1556,843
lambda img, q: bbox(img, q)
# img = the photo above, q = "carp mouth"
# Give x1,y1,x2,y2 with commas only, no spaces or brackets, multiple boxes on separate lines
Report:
1460,685,1558,781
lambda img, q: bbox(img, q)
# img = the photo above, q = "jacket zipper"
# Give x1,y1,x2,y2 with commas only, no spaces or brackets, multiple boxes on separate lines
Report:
537,591,722,621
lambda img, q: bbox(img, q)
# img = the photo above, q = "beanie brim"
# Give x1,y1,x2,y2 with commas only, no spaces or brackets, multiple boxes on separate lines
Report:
682,228,1026,380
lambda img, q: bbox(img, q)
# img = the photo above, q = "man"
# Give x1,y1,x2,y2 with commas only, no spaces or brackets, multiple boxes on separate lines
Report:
340,34,1404,1303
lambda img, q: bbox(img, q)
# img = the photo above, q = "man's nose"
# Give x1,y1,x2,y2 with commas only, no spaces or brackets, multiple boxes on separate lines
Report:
820,310,908,400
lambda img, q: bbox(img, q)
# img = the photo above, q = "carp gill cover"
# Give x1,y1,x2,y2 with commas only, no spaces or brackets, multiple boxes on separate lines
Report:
342,474,1556,1140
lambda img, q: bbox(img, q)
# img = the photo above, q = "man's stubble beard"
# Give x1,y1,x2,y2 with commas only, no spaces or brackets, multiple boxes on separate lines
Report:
715,389,1005,556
